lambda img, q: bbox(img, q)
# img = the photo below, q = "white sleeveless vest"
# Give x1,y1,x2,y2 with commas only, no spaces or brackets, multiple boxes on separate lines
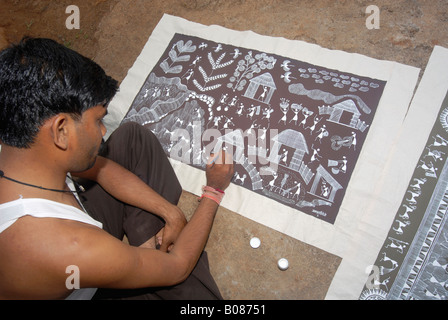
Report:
0,177,103,300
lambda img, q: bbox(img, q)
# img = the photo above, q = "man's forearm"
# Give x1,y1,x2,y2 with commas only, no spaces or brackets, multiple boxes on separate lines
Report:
73,156,176,220
113,196,220,288
166,197,219,281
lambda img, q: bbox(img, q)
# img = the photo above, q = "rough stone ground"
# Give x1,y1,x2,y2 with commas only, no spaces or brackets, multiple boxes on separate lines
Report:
1,0,447,299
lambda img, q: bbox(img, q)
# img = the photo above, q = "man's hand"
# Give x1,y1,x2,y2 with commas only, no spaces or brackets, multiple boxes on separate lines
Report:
156,151,233,252
156,205,187,252
206,151,234,191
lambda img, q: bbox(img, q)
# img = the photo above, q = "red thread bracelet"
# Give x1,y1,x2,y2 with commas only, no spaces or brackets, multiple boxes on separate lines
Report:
199,186,225,205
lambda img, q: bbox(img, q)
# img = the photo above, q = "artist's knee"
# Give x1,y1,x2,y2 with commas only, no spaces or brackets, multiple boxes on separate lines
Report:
101,122,145,156
118,121,145,137
120,121,158,142
108,122,154,148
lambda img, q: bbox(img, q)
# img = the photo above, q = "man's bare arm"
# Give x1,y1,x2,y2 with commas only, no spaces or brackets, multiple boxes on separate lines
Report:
77,197,222,289
72,156,186,251
0,152,233,297
74,151,234,289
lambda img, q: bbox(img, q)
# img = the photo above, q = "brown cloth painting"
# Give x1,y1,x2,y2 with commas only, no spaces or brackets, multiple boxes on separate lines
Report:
360,90,448,300
122,33,386,224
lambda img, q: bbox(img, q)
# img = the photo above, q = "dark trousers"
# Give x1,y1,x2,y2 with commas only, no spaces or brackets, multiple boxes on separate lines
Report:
79,122,222,300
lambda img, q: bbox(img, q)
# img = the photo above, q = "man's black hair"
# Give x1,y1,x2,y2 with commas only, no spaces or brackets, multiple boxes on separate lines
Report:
0,37,118,148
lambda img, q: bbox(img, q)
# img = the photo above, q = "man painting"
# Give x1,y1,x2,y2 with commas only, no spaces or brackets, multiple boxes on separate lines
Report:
0,38,233,300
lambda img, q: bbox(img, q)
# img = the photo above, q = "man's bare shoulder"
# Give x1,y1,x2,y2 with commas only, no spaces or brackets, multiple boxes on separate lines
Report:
0,216,135,299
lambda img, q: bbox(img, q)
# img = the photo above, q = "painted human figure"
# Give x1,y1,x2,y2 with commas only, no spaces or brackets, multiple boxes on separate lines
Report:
262,106,274,120
182,69,194,82
418,160,438,178
247,105,257,119
212,115,222,128
306,116,321,135
321,181,330,198
340,156,347,173
430,134,448,148
229,96,238,107
268,172,279,191
223,117,234,129
309,147,321,165
289,107,300,125
236,103,244,116
220,93,228,104
292,181,302,200
299,108,313,127
151,86,161,98
315,125,328,143
350,132,357,150
258,86,268,102
425,147,445,162
190,56,201,67
278,105,288,124
280,148,289,165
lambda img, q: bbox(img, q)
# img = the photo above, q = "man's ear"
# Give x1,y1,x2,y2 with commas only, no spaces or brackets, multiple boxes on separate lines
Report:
50,114,71,150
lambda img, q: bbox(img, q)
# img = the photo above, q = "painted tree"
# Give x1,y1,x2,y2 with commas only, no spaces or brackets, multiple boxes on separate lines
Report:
228,51,276,92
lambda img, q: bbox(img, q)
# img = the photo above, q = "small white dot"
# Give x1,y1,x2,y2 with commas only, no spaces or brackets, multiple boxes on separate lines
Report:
250,237,261,249
278,258,289,271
